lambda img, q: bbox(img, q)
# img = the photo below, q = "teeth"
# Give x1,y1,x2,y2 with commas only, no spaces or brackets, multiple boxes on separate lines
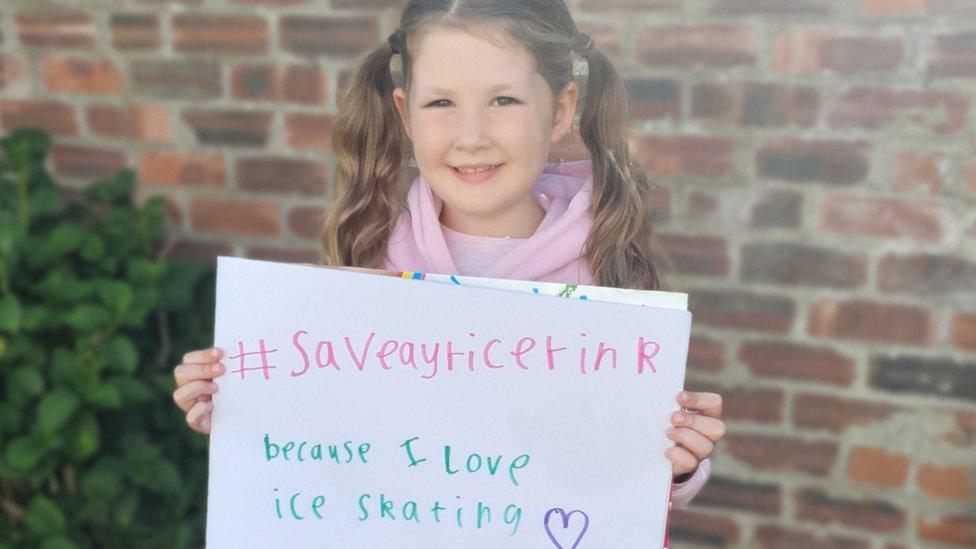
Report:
457,165,497,174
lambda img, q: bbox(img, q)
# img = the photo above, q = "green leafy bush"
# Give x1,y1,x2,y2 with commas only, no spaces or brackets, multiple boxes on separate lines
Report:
0,128,215,548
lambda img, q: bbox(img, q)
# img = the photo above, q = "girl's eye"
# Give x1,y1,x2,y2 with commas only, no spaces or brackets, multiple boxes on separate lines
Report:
426,97,520,108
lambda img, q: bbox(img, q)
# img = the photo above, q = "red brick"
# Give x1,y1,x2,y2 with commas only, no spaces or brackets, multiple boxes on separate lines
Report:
236,157,327,195
758,140,869,184
740,242,866,289
51,144,128,180
191,198,279,237
0,54,29,94
87,104,171,142
753,525,870,549
687,191,718,220
929,31,976,78
578,0,679,12
288,206,325,239
693,475,781,515
750,190,802,229
793,394,897,433
247,246,320,264
711,0,831,16
687,335,724,373
138,152,225,187
688,381,784,423
169,240,233,264
774,28,904,73
808,299,931,345
727,433,838,475
625,78,680,121
280,16,378,57
740,340,856,386
182,109,273,148
636,26,757,68
43,57,124,95
0,99,78,135
820,194,942,242
692,82,820,128
861,0,926,15
878,254,976,296
795,488,905,532
847,447,910,487
918,515,976,545
891,151,942,194
131,60,222,100
829,88,969,134
284,113,334,151
110,13,161,50
172,14,268,54
668,509,740,546
656,234,729,277
632,135,734,179
691,290,795,333
950,312,976,351
16,10,95,49
230,63,326,105
917,464,974,500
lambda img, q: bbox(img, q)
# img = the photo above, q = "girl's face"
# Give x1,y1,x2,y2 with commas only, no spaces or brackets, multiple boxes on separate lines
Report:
393,28,578,237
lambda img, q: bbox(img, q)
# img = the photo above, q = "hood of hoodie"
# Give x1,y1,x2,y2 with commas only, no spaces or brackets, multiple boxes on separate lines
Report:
385,159,595,284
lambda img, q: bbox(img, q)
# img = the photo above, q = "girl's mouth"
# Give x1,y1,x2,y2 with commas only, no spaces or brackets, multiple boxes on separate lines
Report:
452,164,503,182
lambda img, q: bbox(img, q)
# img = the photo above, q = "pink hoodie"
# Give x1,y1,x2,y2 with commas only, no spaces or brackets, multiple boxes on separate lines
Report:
384,159,710,508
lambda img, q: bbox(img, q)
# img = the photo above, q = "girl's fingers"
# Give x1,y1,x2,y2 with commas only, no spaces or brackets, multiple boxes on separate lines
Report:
672,410,726,442
186,400,213,433
173,380,219,412
677,391,723,418
182,347,223,365
174,362,225,387
665,446,698,477
667,427,714,461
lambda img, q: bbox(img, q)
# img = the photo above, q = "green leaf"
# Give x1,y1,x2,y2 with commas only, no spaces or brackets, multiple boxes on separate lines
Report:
37,390,80,433
0,295,22,332
114,491,139,527
65,305,110,331
40,537,77,549
94,279,133,315
101,335,138,374
112,378,154,404
11,366,44,396
85,384,121,409
78,233,105,262
80,461,123,500
26,495,66,534
67,413,99,460
45,223,84,257
4,436,43,470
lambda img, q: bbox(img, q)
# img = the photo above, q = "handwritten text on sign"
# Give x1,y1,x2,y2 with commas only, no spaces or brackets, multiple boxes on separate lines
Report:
206,257,691,548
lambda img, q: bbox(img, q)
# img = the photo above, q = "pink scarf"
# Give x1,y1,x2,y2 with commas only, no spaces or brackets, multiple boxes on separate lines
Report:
385,160,595,284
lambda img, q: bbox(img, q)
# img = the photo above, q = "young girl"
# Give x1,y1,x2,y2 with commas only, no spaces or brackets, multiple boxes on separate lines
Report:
172,0,724,510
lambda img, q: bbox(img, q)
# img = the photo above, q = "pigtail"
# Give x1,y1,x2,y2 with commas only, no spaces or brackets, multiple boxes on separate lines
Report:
576,47,663,291
320,45,408,268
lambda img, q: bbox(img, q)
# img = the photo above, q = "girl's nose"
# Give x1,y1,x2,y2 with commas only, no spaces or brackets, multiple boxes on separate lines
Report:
455,110,492,148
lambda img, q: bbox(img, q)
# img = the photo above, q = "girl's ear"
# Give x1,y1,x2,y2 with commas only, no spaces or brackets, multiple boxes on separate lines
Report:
393,87,413,140
550,81,579,144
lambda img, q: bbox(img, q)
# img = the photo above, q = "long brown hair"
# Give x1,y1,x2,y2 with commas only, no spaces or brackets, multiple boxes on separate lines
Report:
321,0,663,290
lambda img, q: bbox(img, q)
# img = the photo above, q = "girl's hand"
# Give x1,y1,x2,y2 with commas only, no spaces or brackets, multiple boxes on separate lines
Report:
666,391,725,480
172,347,224,435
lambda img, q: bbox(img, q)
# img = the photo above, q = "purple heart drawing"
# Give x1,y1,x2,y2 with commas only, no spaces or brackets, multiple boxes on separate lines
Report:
543,507,590,549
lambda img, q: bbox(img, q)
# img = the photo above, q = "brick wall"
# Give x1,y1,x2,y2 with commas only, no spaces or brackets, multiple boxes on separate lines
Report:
1,1,973,547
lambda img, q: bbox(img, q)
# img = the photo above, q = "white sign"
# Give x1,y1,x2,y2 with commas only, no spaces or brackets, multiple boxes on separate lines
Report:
206,257,691,548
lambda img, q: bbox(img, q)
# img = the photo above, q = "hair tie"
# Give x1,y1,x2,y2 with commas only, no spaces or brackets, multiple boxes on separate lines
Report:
388,30,403,55
573,32,595,56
